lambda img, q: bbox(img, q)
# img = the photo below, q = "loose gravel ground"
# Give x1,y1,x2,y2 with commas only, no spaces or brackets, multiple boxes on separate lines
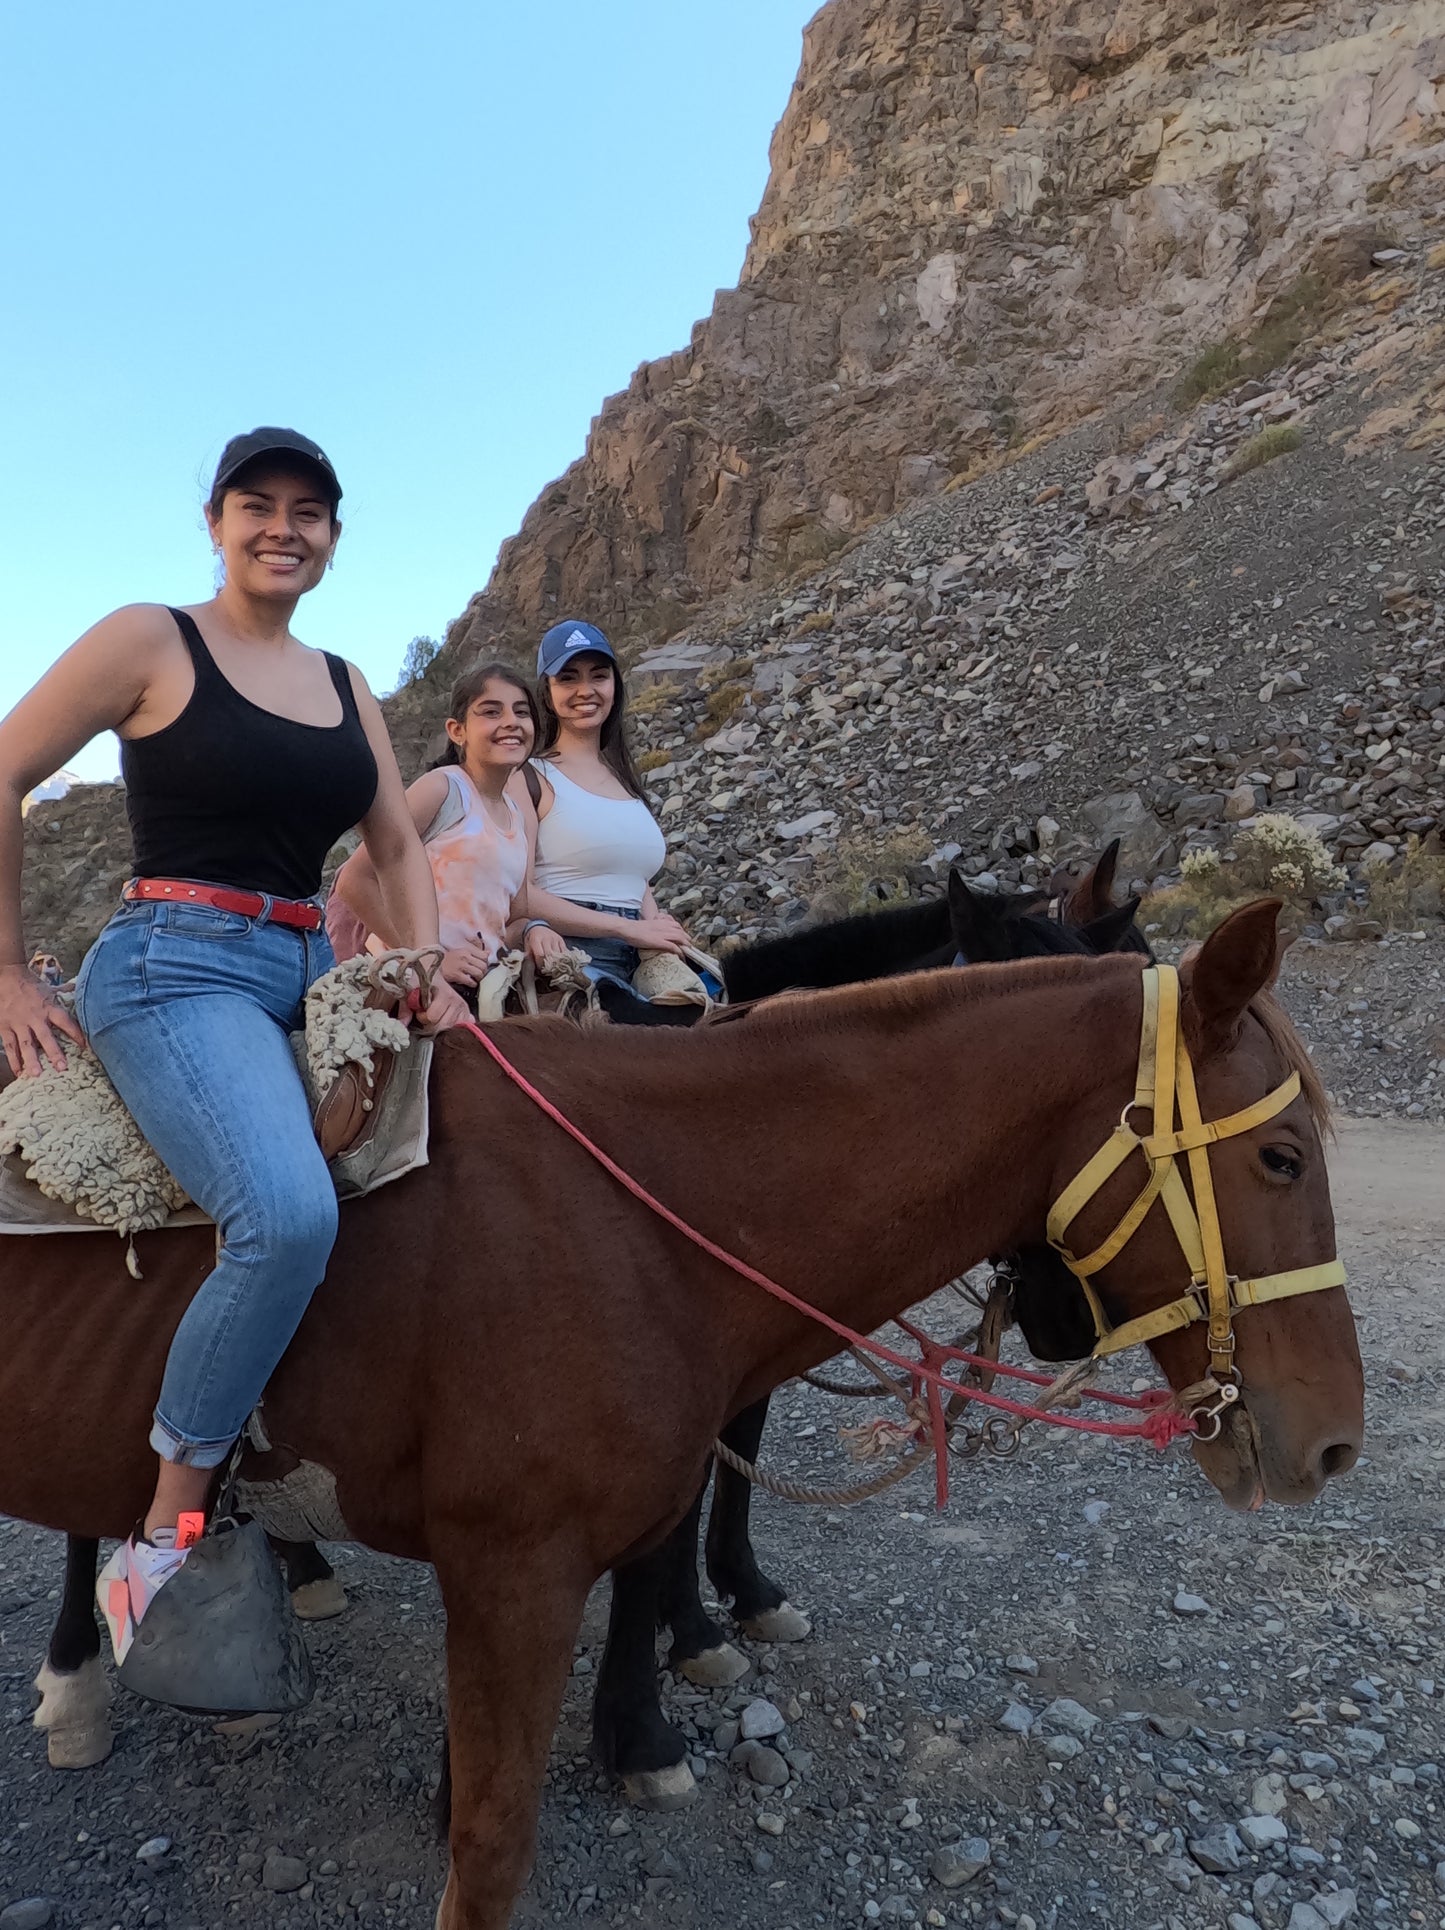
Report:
2,1121,1442,1930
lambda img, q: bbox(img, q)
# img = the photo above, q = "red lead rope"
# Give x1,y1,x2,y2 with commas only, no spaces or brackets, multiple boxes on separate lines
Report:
460,1019,1200,1499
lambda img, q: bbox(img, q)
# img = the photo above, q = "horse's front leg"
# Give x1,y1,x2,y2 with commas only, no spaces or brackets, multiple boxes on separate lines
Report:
592,1547,700,1810
35,1535,113,1768
272,1538,348,1622
433,1537,589,1930
657,1473,751,1688
706,1396,811,1642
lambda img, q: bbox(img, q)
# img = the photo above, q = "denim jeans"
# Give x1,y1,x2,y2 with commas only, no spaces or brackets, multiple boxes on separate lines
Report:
561,901,641,987
75,898,338,1468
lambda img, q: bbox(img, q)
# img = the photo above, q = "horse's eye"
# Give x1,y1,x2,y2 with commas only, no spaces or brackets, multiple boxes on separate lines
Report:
1260,1145,1302,1181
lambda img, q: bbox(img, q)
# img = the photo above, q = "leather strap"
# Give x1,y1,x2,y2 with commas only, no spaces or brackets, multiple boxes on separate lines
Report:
123,877,323,932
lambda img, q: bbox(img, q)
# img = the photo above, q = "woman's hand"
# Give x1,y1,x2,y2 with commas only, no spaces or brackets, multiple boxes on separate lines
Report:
439,941,494,989
415,975,470,1033
525,923,568,968
629,913,691,956
0,962,87,1077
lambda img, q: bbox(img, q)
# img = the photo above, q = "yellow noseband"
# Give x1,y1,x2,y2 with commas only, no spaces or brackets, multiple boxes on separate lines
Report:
1045,965,1346,1379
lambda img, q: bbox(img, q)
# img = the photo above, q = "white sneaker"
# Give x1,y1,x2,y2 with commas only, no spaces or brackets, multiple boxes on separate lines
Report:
98,1518,202,1666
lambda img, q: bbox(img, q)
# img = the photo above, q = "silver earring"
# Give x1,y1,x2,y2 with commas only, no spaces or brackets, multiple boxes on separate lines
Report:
327,556,335,572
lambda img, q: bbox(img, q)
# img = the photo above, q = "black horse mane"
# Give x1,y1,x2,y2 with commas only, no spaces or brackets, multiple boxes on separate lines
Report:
721,883,1130,1003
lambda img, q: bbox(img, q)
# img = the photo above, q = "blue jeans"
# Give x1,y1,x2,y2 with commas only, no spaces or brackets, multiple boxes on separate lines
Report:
562,902,641,988
75,898,337,1468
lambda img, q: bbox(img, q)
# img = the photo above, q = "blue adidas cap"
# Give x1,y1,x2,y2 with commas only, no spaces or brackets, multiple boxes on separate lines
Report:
537,619,616,679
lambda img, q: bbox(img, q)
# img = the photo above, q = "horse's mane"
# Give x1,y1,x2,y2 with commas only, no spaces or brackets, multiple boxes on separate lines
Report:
1251,992,1331,1131
713,952,1114,1039
722,897,953,1001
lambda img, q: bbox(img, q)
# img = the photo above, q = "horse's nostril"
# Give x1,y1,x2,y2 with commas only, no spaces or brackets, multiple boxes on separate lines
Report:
1320,1439,1360,1479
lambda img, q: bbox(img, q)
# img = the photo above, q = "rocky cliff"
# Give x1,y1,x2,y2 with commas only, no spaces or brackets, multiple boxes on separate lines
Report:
444,0,1445,663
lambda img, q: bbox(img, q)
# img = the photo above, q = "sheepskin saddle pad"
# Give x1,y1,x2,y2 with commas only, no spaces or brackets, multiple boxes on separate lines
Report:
0,956,432,1245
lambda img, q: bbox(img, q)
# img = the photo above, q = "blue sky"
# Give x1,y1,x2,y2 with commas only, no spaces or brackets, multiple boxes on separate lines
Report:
1,2,820,781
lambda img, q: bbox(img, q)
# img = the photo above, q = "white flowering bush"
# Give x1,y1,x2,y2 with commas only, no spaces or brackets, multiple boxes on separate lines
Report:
1180,848,1222,882
1232,815,1346,897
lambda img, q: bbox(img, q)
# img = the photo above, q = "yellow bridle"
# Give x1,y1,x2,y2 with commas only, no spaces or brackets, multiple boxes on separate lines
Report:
1045,964,1346,1382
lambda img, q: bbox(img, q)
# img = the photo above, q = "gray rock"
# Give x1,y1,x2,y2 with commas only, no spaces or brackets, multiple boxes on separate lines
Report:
0,1905,54,1930
1286,1907,1327,1930
1313,1891,1358,1926
1190,1825,1244,1873
1040,1696,1099,1737
1006,1653,1039,1676
1172,1591,1211,1616
930,1838,991,1888
1342,1725,1386,1759
998,1700,1035,1735
739,1697,787,1741
1040,1733,1085,1762
1239,1813,1289,1850
746,1745,790,1788
135,1835,172,1864
262,1853,309,1894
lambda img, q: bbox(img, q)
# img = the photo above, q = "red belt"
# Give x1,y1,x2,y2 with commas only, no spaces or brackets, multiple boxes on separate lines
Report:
122,878,324,932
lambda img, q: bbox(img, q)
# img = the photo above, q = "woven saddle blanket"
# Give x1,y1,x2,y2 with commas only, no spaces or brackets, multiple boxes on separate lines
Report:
0,956,432,1243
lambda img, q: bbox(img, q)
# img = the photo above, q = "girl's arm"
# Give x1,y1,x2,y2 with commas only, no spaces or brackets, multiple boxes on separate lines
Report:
335,766,450,945
344,672,467,1028
0,605,172,1073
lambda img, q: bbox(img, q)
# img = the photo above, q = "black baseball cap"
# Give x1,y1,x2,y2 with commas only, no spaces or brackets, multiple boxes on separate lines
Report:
210,427,342,506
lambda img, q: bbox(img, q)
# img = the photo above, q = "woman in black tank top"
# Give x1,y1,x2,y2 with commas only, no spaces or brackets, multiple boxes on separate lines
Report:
0,429,466,1707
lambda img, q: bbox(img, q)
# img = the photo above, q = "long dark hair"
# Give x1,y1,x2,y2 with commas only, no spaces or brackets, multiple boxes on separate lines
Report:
436,662,540,767
536,652,645,799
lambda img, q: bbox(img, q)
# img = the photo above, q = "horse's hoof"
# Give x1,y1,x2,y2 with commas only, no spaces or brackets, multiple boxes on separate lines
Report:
212,1711,282,1738
290,1576,349,1622
622,1762,699,1810
33,1658,114,1769
741,1601,812,1644
677,1642,751,1688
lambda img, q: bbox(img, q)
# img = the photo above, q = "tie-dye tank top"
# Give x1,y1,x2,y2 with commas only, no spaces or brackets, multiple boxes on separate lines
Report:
426,767,527,956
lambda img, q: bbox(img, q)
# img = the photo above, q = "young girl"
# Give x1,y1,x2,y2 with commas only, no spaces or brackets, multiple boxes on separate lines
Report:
522,620,695,1004
0,427,465,1700
331,664,567,988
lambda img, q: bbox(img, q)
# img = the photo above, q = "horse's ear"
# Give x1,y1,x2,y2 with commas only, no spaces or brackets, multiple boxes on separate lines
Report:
948,868,1001,959
1064,839,1121,923
1079,896,1141,955
1183,898,1283,1052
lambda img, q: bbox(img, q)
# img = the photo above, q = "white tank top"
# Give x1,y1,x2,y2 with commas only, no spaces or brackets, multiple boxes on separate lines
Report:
532,761,666,912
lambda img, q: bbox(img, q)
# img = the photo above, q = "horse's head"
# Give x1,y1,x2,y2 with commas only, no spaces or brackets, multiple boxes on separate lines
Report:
1051,839,1153,956
1041,900,1362,1509
948,868,1144,965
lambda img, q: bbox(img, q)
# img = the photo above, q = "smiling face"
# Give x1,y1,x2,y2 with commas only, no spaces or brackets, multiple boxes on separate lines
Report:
446,678,536,774
546,652,615,734
205,461,338,603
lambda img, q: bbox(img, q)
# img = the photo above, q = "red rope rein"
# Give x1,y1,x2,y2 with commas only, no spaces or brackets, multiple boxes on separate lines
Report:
460,1019,1200,1494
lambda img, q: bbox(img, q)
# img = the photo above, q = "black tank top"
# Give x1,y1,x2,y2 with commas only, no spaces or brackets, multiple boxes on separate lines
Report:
121,609,379,900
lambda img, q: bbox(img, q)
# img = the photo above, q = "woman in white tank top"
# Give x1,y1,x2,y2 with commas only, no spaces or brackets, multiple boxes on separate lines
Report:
519,620,694,995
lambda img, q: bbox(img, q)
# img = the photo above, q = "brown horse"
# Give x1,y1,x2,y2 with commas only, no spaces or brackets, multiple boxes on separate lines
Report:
0,902,1362,1930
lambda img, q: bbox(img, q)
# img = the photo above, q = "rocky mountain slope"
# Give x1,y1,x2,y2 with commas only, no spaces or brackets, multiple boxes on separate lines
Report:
443,0,1445,661
17,0,1445,1119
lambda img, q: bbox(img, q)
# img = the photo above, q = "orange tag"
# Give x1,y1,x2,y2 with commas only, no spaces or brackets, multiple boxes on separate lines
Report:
175,1511,205,1550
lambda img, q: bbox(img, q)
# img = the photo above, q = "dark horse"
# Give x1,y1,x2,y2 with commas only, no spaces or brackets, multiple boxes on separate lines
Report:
2,904,1363,1930
589,855,1151,1804
31,854,1148,1787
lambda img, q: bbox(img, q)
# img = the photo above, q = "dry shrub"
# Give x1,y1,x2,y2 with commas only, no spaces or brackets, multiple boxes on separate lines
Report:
1220,423,1302,481
1146,816,1345,937
1361,837,1445,928
821,828,932,911
628,678,681,718
636,747,672,774
794,611,835,636
693,682,747,739
1175,269,1333,406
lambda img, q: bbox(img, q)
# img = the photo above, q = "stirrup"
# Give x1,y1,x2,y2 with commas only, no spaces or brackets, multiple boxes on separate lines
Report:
116,1515,314,1717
